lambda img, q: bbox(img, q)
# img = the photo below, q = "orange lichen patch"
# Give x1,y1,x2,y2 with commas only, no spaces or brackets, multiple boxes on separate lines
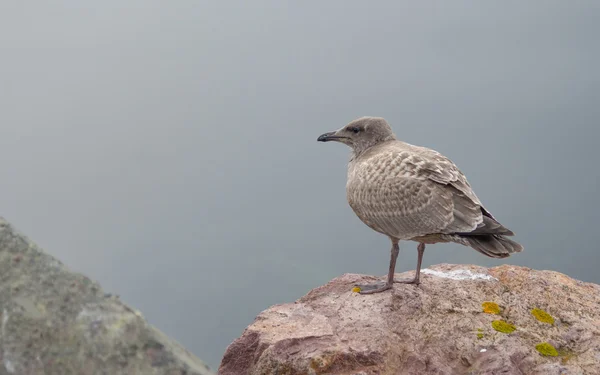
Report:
558,349,575,364
535,342,558,357
310,356,329,372
488,265,530,286
561,354,573,364
491,320,516,333
482,302,500,314
351,287,361,293
531,308,554,325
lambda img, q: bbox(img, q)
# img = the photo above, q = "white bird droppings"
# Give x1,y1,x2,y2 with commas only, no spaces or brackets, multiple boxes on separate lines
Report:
422,269,498,281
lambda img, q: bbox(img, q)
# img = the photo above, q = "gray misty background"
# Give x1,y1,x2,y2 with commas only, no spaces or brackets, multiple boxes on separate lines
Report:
1,1,599,369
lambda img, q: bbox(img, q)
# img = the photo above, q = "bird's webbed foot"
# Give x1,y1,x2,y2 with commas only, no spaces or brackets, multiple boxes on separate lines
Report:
354,281,392,294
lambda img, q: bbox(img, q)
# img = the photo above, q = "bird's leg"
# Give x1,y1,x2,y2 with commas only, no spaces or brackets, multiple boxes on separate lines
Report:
355,241,399,294
394,242,425,285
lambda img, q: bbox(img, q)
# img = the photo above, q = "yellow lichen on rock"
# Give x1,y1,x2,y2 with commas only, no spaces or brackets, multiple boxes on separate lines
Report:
531,308,554,325
482,302,500,314
351,287,361,293
476,328,484,339
491,320,516,333
535,342,558,356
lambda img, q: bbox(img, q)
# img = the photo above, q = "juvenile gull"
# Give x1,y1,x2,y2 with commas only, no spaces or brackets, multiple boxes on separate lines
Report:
318,117,523,294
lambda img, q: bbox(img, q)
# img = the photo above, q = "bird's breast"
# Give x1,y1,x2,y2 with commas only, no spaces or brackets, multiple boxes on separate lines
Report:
345,163,377,214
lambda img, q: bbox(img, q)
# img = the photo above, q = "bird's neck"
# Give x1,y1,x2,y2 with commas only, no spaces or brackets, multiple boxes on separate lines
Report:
350,137,396,161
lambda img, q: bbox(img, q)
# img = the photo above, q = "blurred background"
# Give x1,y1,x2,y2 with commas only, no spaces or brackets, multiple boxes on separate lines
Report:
1,1,599,370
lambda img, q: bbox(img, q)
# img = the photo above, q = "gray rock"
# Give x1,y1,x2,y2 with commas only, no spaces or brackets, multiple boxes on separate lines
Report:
220,264,600,375
0,217,214,375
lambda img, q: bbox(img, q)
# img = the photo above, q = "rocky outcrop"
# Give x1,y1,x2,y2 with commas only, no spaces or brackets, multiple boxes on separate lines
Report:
0,217,214,375
220,264,600,375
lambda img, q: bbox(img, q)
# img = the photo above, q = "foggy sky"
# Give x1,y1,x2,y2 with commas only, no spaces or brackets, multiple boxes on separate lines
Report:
1,1,599,369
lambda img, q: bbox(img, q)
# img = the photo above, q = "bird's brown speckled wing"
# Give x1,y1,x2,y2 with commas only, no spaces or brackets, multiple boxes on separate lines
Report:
346,143,483,240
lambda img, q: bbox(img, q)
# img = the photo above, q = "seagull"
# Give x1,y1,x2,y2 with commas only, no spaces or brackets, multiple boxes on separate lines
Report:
318,117,523,294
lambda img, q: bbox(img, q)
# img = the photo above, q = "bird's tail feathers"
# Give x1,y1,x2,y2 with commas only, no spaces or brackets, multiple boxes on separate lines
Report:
450,234,524,259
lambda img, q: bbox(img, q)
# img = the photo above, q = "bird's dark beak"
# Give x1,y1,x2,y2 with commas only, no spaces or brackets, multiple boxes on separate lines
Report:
317,131,335,142
317,131,345,142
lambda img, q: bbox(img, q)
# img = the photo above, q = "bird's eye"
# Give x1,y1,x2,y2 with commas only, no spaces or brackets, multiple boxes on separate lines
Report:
349,127,361,134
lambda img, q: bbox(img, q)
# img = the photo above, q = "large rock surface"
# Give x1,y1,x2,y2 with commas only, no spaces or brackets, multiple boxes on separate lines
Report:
0,217,214,375
220,264,600,375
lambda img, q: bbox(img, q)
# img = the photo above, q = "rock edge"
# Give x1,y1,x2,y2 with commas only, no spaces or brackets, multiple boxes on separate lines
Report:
0,217,215,375
220,263,600,375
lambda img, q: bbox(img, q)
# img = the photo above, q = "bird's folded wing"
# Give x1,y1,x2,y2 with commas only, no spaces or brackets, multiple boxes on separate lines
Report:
348,176,444,239
406,147,483,208
348,149,485,239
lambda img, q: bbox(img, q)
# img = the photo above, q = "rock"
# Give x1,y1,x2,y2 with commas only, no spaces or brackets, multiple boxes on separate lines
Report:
220,264,600,375
0,217,215,375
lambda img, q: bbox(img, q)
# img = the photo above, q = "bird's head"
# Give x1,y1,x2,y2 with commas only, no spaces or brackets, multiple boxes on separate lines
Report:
317,117,396,155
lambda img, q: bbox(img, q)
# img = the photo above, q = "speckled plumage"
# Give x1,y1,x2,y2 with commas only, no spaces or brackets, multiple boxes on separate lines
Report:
318,117,522,293
347,140,482,239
